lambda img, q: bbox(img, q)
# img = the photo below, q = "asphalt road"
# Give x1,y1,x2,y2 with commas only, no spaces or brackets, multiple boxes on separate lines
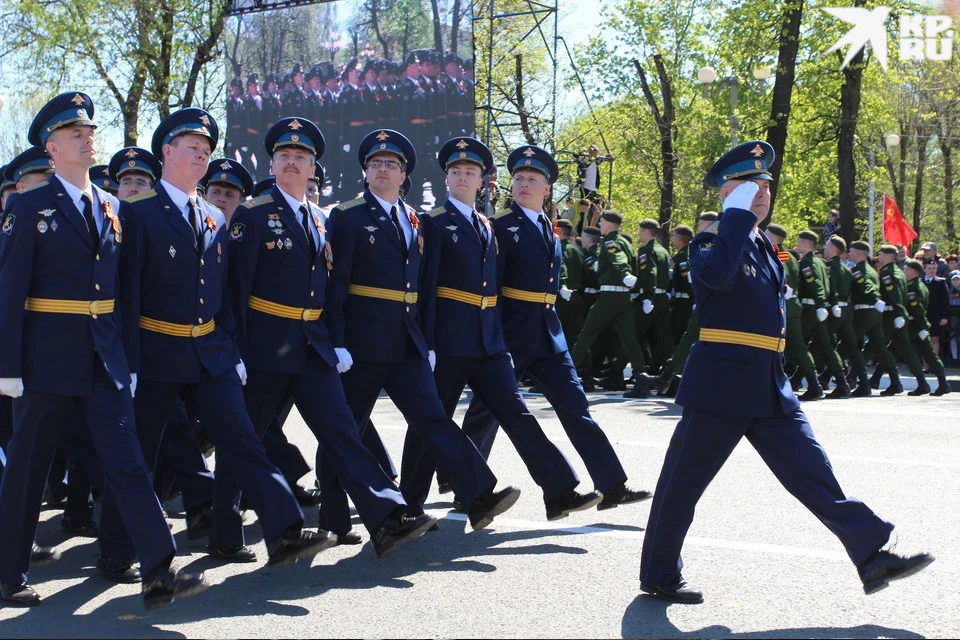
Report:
1,376,957,638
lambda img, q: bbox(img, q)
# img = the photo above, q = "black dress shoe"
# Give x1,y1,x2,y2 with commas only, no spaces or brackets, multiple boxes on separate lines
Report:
62,515,99,538
332,530,364,546
142,567,209,611
30,543,60,566
0,581,41,607
597,484,652,510
468,486,521,530
97,556,142,583
640,575,704,604
545,489,602,521
206,542,257,563
266,529,337,568
185,508,213,540
858,550,934,595
292,484,322,507
370,513,437,559
42,486,67,509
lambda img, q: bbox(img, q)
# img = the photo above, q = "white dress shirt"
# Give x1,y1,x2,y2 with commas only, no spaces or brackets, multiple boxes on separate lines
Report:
371,191,411,248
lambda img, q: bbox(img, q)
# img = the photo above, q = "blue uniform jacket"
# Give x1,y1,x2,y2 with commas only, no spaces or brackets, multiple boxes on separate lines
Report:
675,206,799,417
421,199,507,358
0,176,131,395
227,187,338,372
120,184,239,383
325,190,430,362
491,202,566,359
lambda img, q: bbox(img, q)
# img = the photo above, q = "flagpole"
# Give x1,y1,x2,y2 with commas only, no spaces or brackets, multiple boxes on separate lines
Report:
868,151,876,249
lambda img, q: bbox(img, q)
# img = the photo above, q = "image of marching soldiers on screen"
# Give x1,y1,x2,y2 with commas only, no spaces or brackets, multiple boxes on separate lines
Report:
223,50,475,210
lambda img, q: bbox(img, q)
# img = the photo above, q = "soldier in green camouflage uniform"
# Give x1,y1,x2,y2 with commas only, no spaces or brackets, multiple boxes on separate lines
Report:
669,225,694,343
632,219,674,379
570,211,652,397
847,241,897,396
872,245,927,395
577,226,603,390
556,219,586,349
823,236,870,395
903,259,950,395
765,225,821,398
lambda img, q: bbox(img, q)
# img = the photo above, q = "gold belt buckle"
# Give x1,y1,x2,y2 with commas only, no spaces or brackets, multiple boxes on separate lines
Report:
89,300,100,315
480,296,489,310
190,325,201,338
404,291,417,304
777,338,786,352
301,309,311,321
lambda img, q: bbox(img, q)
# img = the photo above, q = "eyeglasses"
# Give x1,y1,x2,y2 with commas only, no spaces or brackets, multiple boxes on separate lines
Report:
367,159,402,171
119,176,153,189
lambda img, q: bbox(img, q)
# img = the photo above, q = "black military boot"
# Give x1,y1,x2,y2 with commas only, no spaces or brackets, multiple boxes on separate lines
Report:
881,371,904,396
798,375,824,401
790,370,804,392
908,373,931,396
826,374,851,399
932,372,951,396
851,372,872,397
869,367,883,389
818,369,832,389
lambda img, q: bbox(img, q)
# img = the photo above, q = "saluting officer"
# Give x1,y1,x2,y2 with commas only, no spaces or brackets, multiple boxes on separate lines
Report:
228,118,435,556
0,92,204,609
823,236,871,395
462,146,651,511
903,259,950,395
639,140,933,604
401,136,601,521
847,240,896,396
871,245,927,395
796,229,850,399
109,147,162,201
569,211,650,397
121,108,337,567
324,128,520,530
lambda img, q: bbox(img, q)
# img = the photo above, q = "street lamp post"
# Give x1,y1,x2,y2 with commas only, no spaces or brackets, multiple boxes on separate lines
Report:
868,133,901,248
697,66,771,148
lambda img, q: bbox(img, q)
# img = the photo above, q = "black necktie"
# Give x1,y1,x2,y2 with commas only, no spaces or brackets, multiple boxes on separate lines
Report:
80,193,99,247
755,237,772,279
389,205,405,247
472,212,487,253
188,198,203,251
539,214,553,247
299,205,317,257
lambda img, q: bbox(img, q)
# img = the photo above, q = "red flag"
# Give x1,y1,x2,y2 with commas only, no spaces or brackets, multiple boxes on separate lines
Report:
882,194,917,246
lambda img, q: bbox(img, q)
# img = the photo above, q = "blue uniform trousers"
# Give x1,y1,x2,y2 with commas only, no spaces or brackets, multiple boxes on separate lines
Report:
134,369,303,549
0,396,10,481
639,407,895,586
261,393,313,487
401,352,578,507
334,352,497,521
461,351,627,492
0,365,174,584
244,353,405,535
155,403,215,515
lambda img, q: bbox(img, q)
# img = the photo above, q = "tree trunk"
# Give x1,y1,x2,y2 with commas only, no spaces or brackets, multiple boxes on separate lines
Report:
912,131,927,252
765,0,803,225
941,128,956,242
368,0,390,60
632,56,675,234
836,0,866,247
430,0,443,54
515,54,535,145
181,0,232,109
450,0,461,54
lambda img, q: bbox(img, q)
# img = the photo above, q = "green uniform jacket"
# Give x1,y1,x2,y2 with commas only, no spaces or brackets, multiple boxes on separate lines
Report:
798,252,830,310
850,260,882,305
583,243,600,292
784,252,802,316
671,245,693,301
636,238,671,301
906,278,931,333
599,231,635,287
560,239,585,292
826,256,853,306
878,262,910,318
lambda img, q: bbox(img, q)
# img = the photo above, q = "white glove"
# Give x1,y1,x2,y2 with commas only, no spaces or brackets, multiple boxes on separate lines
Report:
0,378,23,398
831,305,842,318
559,287,573,301
722,180,760,212
428,350,436,371
623,275,638,288
816,307,828,322
784,285,795,300
642,299,654,314
593,261,599,272
129,373,138,398
893,316,905,329
918,329,929,340
691,303,696,310
629,292,639,301
335,347,353,374
874,300,886,313
687,272,692,283
235,360,247,386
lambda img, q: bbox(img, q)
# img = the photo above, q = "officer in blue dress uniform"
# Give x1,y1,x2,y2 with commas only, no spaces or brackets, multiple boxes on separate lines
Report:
0,92,205,609
120,107,337,567
228,117,435,557
88,164,118,195
638,140,933,603
109,147,162,201
201,157,252,222
401,136,603,520
3,146,55,195
253,176,276,197
324,128,520,530
460,145,651,511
